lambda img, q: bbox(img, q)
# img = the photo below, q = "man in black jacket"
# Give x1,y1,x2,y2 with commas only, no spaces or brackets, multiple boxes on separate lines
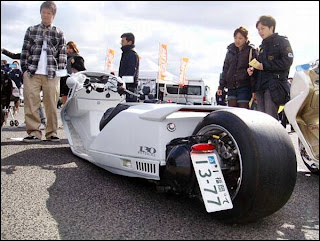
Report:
118,33,140,102
248,15,293,120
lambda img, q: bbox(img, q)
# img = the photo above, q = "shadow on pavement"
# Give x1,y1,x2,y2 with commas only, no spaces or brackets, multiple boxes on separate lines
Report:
1,147,319,240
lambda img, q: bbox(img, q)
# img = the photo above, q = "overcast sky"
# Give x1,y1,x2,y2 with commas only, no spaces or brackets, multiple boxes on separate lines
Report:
1,1,319,91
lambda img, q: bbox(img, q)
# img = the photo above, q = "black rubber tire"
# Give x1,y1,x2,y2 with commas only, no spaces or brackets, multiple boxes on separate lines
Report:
192,108,297,224
1,109,5,128
298,139,319,174
10,120,14,127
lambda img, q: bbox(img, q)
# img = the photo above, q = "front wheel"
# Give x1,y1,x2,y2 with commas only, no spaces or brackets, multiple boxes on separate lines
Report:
192,108,297,224
299,139,319,174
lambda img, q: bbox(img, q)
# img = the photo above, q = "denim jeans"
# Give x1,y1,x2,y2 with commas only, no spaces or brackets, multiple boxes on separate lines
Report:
227,86,252,103
255,89,279,120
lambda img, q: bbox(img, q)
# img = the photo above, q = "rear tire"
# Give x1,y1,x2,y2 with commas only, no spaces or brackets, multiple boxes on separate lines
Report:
192,108,297,224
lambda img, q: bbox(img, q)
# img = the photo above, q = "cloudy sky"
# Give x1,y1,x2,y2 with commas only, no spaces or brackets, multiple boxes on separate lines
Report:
1,1,319,91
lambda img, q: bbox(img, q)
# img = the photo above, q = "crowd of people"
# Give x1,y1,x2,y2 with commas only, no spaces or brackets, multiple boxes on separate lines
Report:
1,1,294,143
1,1,140,143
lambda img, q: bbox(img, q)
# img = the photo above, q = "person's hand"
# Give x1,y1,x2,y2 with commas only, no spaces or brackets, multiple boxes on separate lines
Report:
247,67,254,76
252,92,257,104
256,63,263,70
71,58,75,64
217,89,222,96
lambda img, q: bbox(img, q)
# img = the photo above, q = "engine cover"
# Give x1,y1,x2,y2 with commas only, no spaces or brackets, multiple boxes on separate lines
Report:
161,142,197,193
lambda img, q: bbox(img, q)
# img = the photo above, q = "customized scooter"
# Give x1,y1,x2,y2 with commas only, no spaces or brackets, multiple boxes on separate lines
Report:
61,71,297,224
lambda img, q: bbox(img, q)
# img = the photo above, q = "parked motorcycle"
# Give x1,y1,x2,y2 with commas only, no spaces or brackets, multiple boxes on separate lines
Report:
284,59,319,174
61,71,297,224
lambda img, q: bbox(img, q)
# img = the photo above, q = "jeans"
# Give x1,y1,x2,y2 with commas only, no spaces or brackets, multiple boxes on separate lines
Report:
126,84,138,102
255,89,279,120
227,86,252,103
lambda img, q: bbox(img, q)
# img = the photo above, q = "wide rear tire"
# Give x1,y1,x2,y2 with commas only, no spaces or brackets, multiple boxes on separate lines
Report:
192,108,297,224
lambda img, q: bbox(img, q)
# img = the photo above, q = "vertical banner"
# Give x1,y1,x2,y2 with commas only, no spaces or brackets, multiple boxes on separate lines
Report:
158,43,168,81
105,49,115,71
179,57,189,87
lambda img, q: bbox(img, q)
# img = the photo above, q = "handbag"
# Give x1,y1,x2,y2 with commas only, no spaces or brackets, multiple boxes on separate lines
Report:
269,77,291,105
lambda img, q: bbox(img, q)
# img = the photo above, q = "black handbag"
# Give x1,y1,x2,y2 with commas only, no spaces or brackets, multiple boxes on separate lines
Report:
269,78,291,105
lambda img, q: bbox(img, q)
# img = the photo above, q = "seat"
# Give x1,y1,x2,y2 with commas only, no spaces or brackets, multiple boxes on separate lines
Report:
99,104,130,131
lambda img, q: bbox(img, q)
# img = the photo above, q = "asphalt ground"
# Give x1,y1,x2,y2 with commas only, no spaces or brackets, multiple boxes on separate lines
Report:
1,105,319,240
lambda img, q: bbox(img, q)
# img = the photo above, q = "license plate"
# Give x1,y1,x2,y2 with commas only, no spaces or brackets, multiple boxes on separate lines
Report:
191,152,233,212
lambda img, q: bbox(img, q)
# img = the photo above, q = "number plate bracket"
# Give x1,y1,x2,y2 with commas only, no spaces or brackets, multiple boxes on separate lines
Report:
191,151,233,212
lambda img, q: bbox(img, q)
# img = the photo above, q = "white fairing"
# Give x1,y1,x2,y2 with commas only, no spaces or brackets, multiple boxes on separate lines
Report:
284,63,319,167
284,70,310,148
61,71,223,180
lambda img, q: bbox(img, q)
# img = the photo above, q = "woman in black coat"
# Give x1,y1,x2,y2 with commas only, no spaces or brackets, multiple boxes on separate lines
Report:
217,26,257,108
60,41,86,104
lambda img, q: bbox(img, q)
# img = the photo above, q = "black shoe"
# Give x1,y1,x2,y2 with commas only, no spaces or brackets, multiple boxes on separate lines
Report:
23,135,41,143
47,136,60,142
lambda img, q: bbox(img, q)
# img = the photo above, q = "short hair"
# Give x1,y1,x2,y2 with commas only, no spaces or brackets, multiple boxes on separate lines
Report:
256,15,276,33
121,33,135,44
13,60,19,66
67,41,79,53
40,1,57,16
234,26,248,39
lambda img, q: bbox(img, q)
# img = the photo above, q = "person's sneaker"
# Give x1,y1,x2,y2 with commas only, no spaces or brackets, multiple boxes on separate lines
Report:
23,135,41,143
18,122,26,128
47,136,60,142
39,123,46,130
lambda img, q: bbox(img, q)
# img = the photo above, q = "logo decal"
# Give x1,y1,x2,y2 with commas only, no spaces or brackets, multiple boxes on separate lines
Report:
208,156,216,165
268,55,274,60
139,146,156,157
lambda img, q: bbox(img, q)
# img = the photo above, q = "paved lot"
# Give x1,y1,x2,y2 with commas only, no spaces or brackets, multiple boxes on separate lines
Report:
1,106,319,240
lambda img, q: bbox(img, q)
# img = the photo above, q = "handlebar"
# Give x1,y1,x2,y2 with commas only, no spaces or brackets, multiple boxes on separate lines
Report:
83,76,140,98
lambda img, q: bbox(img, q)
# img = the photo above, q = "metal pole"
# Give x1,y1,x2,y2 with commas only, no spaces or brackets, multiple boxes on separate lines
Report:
156,43,160,100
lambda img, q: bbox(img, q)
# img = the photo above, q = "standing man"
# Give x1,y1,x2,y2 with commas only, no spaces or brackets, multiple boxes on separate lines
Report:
118,33,140,102
20,1,67,142
248,15,293,120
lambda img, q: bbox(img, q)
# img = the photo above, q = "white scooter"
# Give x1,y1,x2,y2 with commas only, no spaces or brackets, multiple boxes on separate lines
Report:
61,72,297,224
284,59,319,174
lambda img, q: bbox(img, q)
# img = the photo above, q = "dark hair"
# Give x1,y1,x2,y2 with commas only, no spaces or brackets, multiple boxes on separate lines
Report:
234,26,248,39
121,33,135,44
40,1,57,16
256,15,276,33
